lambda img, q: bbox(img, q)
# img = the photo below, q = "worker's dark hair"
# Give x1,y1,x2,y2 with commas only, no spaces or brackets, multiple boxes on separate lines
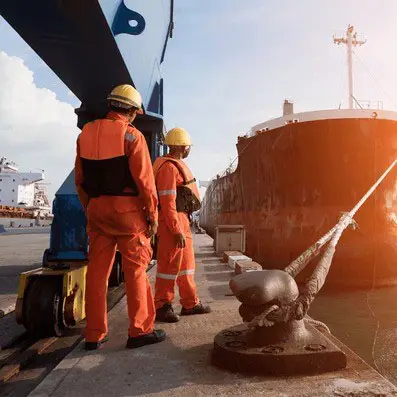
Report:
109,104,130,114
108,103,139,115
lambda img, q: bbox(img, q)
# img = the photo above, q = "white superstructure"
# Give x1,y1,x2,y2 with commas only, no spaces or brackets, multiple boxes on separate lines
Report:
251,108,397,136
0,157,51,215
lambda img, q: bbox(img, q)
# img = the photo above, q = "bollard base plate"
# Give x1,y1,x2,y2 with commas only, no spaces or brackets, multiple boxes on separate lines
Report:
212,323,347,376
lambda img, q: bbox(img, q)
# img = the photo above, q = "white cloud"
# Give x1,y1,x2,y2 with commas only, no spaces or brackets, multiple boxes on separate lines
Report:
0,51,79,201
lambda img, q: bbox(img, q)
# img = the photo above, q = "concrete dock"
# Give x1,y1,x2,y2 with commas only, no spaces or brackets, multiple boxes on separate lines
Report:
27,234,397,396
0,234,49,318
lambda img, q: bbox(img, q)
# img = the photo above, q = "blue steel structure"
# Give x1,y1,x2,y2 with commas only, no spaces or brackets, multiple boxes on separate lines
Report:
0,0,173,264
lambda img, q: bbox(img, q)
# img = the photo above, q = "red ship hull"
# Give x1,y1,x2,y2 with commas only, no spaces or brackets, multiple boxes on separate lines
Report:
200,117,397,288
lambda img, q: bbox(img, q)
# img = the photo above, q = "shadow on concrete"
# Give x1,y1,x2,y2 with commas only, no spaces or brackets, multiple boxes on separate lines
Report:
0,341,85,397
0,264,41,295
25,338,270,397
203,264,229,274
0,277,19,295
0,311,25,348
195,252,219,260
201,258,222,265
205,272,234,283
0,264,41,276
208,284,234,301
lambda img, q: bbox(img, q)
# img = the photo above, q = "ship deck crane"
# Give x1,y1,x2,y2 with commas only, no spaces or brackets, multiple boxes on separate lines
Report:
0,0,173,336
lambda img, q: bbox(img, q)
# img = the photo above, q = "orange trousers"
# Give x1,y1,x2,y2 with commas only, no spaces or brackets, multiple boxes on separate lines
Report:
154,222,199,310
84,197,155,342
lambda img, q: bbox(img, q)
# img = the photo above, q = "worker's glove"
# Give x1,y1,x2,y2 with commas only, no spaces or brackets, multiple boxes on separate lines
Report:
146,220,158,238
175,233,186,249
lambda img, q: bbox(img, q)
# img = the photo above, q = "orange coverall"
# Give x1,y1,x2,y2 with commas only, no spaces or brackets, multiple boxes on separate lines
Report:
75,111,158,343
153,156,200,310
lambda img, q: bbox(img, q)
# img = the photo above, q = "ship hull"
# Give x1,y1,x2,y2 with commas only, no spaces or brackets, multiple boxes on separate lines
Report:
200,118,397,288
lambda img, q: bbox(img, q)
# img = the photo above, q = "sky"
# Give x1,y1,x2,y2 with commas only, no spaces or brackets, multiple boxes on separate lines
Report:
1,0,397,201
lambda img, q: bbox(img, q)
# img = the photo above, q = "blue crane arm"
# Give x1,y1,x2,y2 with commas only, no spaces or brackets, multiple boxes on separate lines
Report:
0,0,174,262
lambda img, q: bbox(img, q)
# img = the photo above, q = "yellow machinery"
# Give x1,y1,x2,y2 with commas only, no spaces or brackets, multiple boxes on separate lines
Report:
16,265,87,337
15,253,122,337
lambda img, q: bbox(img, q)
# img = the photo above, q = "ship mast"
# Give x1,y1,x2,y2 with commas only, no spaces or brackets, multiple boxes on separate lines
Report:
333,25,366,109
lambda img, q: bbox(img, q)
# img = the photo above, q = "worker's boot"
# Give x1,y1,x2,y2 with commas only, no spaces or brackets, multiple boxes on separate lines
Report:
84,335,108,351
181,302,211,316
126,329,166,349
155,303,180,323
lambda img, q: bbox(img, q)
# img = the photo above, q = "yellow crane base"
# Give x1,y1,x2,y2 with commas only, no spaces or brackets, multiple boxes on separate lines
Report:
15,252,123,337
15,263,88,337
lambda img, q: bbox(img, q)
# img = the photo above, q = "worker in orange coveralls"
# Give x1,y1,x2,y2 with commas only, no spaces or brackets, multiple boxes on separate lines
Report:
74,84,166,350
153,127,211,322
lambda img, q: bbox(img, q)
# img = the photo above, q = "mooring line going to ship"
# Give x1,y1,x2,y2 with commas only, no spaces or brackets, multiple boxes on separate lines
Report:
285,157,397,279
250,158,397,334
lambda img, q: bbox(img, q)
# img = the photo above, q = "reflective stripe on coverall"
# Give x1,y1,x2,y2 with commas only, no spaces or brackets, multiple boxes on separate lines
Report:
153,156,200,310
75,111,158,342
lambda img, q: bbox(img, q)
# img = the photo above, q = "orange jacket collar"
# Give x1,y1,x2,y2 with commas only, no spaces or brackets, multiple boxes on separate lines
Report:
106,111,130,124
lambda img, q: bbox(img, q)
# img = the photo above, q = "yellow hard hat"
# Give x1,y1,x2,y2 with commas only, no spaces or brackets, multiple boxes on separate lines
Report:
165,127,192,146
107,84,143,113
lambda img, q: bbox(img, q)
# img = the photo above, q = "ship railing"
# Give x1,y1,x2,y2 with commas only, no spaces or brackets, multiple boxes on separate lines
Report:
354,99,384,110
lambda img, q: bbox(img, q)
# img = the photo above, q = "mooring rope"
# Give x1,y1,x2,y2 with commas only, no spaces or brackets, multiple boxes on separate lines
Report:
285,158,397,280
266,157,397,325
284,223,342,279
299,157,397,307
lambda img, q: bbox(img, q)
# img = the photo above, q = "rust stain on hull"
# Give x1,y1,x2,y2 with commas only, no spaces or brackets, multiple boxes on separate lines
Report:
200,118,397,288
